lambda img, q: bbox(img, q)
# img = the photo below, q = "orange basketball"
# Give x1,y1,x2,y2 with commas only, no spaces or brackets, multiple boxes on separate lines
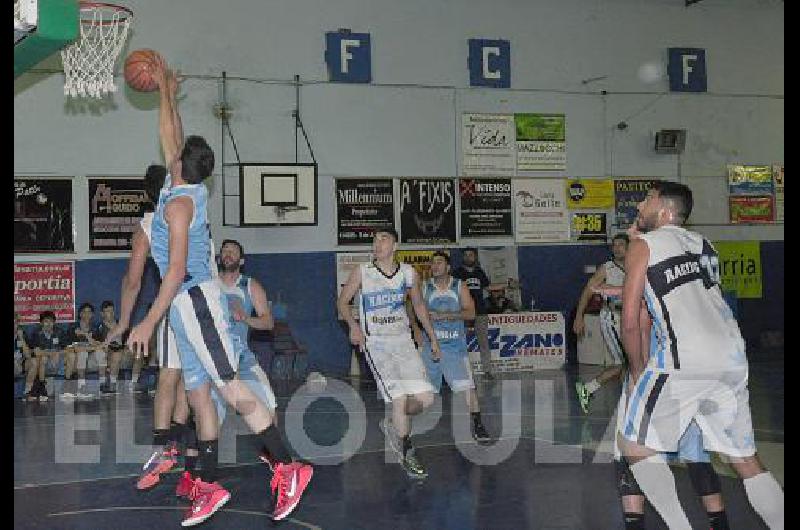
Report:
123,49,161,92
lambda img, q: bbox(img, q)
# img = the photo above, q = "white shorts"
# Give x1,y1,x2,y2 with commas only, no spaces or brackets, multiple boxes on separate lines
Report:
363,335,435,403
621,368,755,458
169,282,242,392
599,308,625,365
156,315,182,370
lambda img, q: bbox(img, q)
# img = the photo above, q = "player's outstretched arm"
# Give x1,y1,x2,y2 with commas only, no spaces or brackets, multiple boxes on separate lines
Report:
106,226,150,344
337,267,364,348
153,57,183,175
574,266,606,336
127,197,191,357
245,279,274,331
408,271,441,360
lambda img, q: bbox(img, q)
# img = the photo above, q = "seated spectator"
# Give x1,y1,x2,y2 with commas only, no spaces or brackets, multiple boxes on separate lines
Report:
63,303,103,402
15,313,42,401
486,287,518,314
29,311,67,401
96,300,131,394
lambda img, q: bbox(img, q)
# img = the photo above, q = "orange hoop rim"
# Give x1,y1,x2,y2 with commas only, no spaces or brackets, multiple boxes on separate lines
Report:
78,1,133,24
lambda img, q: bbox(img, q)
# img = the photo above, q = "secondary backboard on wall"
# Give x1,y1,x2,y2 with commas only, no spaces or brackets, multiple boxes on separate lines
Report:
239,163,318,226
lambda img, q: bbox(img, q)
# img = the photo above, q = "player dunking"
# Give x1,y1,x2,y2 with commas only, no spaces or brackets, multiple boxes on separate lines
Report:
337,228,442,479
123,57,311,526
409,250,491,445
618,181,783,529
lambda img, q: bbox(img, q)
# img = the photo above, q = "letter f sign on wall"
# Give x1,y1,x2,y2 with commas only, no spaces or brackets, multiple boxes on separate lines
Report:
468,39,510,88
326,30,371,83
668,48,706,92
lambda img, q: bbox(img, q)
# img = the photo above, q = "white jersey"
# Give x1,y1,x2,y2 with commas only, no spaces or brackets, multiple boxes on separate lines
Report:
358,261,415,338
140,212,218,279
603,260,625,288
639,225,746,373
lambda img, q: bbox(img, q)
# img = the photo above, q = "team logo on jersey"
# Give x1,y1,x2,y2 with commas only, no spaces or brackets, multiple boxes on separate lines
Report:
363,287,406,312
664,260,701,284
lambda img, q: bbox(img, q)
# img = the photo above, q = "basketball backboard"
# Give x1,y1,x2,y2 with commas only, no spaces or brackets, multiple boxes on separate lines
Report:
14,0,79,78
239,163,318,226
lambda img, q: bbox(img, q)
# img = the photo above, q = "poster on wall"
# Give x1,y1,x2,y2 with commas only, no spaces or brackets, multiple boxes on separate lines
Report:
396,250,438,284
712,241,762,299
88,178,151,252
566,179,614,209
14,178,74,253
467,312,566,372
571,212,608,241
729,196,774,224
727,165,774,195
14,261,76,324
336,179,395,246
399,178,456,244
773,164,783,222
513,179,570,242
459,178,513,238
614,179,658,228
461,113,516,177
515,113,566,171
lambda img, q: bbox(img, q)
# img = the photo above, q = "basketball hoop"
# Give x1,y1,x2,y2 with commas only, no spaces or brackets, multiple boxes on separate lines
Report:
60,2,133,98
274,205,309,221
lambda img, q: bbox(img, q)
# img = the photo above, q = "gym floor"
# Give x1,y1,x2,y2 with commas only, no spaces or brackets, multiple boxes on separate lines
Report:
14,359,783,529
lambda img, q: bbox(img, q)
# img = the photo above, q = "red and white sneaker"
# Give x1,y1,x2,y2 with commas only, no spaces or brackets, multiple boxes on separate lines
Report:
136,443,179,490
271,462,313,521
175,471,194,498
181,478,230,527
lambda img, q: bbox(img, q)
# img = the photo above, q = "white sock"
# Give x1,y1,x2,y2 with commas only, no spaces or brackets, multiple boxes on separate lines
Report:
110,375,117,385
744,472,784,529
585,379,601,394
131,373,139,384
630,455,692,530
24,383,32,393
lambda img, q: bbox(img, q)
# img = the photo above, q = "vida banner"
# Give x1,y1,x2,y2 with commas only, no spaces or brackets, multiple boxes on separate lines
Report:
461,113,516,177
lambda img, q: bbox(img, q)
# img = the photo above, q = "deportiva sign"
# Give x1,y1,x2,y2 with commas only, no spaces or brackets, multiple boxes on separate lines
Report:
14,261,76,323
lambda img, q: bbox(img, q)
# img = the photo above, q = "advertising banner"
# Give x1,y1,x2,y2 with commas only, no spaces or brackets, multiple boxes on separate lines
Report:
459,178,513,238
336,179,395,246
14,261,76,323
399,178,457,244
89,178,150,251
467,311,566,372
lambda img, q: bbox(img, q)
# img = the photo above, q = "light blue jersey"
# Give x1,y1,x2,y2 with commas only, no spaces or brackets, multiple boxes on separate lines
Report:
218,274,254,345
420,277,475,393
150,175,214,292
422,277,467,354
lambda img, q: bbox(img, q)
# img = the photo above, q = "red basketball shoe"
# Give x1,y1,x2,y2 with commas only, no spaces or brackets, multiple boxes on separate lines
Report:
270,462,313,521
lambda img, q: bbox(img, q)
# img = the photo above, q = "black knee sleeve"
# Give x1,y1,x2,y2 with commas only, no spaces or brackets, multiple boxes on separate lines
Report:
195,439,219,482
623,512,645,529
184,417,198,451
615,458,643,497
687,462,721,496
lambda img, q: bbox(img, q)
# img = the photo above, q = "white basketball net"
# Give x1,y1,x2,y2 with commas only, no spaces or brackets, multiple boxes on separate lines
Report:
61,3,133,99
